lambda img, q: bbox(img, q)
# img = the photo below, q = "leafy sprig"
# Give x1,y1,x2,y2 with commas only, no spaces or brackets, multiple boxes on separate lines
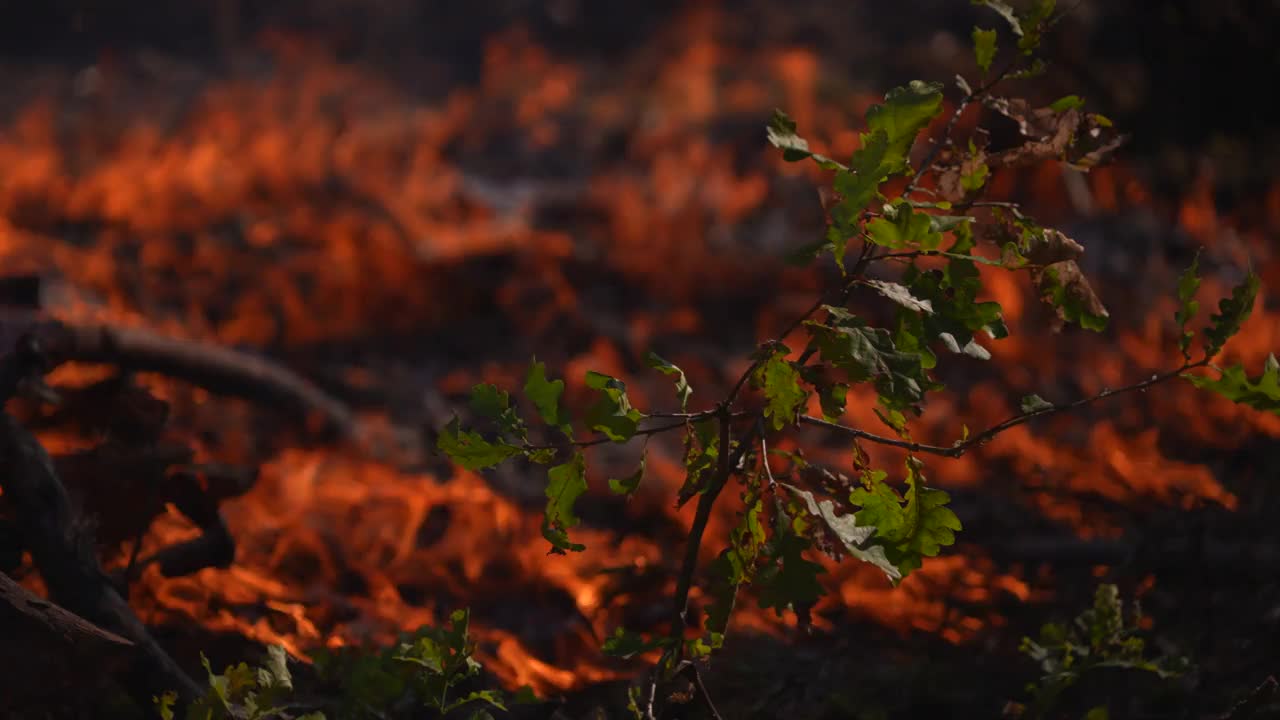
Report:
432,5,1278,716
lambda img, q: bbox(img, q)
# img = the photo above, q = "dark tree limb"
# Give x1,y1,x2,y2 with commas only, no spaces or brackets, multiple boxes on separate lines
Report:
0,411,201,704
0,571,135,713
0,308,356,439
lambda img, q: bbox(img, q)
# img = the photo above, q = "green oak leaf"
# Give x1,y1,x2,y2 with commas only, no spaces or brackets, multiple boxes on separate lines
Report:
584,371,645,442
1184,356,1280,414
1175,253,1202,357
865,81,945,175
900,239,1007,361
756,530,826,616
1049,94,1085,112
850,458,961,580
608,451,646,496
646,352,692,411
766,109,844,169
973,27,998,73
867,200,943,250
1203,271,1260,357
470,383,525,438
806,307,938,412
524,359,571,434
755,349,809,430
542,452,588,553
437,418,522,471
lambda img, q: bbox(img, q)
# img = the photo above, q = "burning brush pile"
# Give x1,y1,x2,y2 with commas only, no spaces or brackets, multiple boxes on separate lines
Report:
1,1,1279,718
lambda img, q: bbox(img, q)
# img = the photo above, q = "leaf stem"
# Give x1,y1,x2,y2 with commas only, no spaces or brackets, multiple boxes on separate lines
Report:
668,409,758,665
800,358,1209,458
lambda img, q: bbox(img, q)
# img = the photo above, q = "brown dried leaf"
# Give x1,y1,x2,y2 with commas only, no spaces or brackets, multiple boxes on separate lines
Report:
985,96,1082,168
1024,228,1084,266
1032,260,1109,332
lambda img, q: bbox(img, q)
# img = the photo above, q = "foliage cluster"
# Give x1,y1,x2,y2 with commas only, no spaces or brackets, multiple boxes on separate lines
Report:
430,0,1276,713
157,2,1276,718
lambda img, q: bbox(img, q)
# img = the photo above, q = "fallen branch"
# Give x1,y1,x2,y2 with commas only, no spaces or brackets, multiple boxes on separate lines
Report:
0,409,201,705
0,571,134,713
0,308,356,439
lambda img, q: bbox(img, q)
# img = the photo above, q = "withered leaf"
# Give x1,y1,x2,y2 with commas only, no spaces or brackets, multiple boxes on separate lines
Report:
984,96,1082,168
1033,260,1109,332
1023,228,1084,266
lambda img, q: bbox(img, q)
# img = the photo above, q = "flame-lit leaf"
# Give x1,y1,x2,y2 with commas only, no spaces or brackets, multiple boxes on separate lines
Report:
866,200,943,250
782,483,901,583
437,418,522,471
1183,357,1280,414
1175,252,1202,357
766,109,844,169
850,458,961,580
584,371,645,442
754,348,809,430
542,452,587,553
973,27,998,73
1020,394,1055,414
608,451,646,496
755,530,826,617
1203,271,1260,357
1034,260,1109,331
865,81,945,175
646,352,692,411
863,279,934,315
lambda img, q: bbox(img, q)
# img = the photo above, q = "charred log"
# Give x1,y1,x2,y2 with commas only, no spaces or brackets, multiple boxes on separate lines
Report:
0,410,201,704
0,571,135,714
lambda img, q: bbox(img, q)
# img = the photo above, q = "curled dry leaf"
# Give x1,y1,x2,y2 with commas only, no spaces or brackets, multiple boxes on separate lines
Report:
984,96,1081,168
1033,260,1109,332
1024,228,1084,266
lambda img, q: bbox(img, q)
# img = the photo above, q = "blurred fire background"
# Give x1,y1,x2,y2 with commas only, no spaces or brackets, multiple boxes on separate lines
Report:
0,0,1278,717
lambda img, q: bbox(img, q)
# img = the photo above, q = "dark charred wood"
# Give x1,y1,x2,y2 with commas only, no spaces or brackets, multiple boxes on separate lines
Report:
0,571,135,714
0,411,200,705
0,308,356,439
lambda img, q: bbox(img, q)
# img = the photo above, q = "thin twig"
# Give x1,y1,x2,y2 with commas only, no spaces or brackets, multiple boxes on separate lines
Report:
800,358,1209,458
677,661,725,720
669,408,733,661
521,419,693,451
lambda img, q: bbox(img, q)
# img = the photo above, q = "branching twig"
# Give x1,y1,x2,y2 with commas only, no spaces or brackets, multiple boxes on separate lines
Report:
800,358,1210,458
